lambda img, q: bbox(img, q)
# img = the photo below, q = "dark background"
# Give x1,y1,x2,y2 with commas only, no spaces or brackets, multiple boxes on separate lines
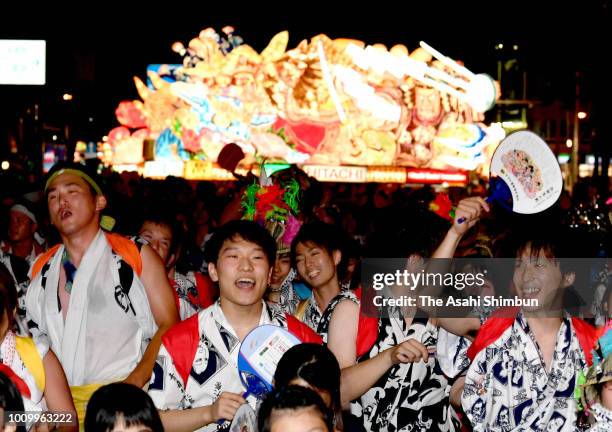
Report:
0,0,610,147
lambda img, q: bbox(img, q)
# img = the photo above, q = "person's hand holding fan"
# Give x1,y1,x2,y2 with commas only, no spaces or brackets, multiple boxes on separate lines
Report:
457,130,562,224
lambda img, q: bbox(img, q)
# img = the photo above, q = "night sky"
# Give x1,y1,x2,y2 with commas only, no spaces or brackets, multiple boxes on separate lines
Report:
1,0,610,143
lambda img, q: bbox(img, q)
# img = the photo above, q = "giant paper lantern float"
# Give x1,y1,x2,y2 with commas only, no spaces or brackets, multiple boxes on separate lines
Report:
107,27,505,182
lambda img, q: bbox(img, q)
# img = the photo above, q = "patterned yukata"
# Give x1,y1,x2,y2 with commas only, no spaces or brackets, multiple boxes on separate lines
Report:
586,404,612,431
437,304,495,380
172,270,213,320
149,301,320,432
276,269,300,314
300,290,359,343
462,312,588,431
350,307,459,432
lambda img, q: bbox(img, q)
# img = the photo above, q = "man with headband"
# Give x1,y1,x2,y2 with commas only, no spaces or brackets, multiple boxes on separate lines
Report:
24,162,179,425
1,201,45,265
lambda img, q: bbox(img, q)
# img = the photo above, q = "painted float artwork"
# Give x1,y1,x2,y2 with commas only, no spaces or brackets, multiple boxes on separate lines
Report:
106,27,505,182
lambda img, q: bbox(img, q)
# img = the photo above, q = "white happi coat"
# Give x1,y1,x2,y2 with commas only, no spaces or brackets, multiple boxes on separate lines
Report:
462,313,587,432
149,301,292,432
25,230,157,386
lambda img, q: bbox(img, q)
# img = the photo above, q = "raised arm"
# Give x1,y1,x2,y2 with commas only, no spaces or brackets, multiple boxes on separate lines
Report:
428,197,490,337
124,245,179,387
433,197,490,259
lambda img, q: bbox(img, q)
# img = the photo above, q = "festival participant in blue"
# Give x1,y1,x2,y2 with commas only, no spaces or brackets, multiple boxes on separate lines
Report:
432,197,600,431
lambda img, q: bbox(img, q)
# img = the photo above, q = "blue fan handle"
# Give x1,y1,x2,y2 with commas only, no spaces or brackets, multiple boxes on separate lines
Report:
456,196,493,224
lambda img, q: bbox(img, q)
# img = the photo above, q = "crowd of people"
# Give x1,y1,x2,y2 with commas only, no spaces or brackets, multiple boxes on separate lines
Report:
0,160,611,432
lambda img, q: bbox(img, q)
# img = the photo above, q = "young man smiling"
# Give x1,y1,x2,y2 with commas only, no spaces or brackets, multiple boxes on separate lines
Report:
291,222,358,343
148,220,320,432
430,197,599,431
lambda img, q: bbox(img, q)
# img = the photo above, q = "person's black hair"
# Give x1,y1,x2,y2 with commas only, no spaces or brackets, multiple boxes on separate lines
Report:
258,385,333,432
273,344,341,412
290,222,343,268
204,220,276,266
0,371,26,432
514,225,574,260
337,234,362,285
44,162,104,198
364,205,450,259
512,224,592,314
0,263,17,329
140,205,183,256
270,166,320,219
84,383,163,432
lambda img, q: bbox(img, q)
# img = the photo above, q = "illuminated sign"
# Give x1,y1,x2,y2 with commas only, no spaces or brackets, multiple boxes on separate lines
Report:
303,165,463,184
183,161,258,181
405,169,467,184
0,40,46,85
184,161,236,181
303,165,367,183
143,161,184,179
366,167,407,183
140,161,467,184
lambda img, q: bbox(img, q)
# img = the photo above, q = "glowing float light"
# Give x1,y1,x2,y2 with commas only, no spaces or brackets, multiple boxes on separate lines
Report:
406,169,468,185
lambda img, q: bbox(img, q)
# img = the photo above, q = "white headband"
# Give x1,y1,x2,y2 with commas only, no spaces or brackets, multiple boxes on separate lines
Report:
10,204,37,224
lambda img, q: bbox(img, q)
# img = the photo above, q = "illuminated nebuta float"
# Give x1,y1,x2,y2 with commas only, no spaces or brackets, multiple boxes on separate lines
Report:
106,27,504,179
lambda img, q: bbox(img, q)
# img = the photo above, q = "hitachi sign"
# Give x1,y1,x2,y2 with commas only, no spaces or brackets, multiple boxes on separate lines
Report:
303,165,367,183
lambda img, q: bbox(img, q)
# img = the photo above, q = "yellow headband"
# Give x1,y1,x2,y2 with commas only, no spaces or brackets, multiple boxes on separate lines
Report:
44,168,103,197
45,168,115,231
